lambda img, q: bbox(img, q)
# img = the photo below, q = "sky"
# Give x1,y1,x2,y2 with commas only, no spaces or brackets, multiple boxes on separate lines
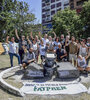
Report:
18,0,42,24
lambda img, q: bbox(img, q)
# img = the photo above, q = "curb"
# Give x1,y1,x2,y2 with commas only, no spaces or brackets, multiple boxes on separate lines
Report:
0,66,25,97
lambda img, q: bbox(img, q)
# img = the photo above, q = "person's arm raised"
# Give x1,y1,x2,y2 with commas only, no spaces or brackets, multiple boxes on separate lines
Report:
15,29,20,40
30,32,34,40
27,35,32,46
38,32,42,40
52,31,56,40
6,36,10,44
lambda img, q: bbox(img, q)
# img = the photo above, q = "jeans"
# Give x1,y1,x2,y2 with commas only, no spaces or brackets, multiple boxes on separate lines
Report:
9,53,21,67
19,49,24,64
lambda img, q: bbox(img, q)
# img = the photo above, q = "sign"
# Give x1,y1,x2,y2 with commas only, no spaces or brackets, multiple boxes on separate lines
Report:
26,70,44,78
20,82,87,95
59,71,70,77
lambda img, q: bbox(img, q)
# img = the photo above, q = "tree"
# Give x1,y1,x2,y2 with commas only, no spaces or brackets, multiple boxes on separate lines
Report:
0,0,15,40
0,0,36,42
80,0,90,38
52,8,83,38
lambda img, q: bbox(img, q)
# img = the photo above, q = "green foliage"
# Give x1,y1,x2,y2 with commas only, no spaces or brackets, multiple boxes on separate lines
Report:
52,8,83,38
80,0,90,38
0,0,36,42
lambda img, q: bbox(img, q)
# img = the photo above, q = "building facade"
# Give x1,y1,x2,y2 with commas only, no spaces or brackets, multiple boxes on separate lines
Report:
69,0,88,13
42,0,69,33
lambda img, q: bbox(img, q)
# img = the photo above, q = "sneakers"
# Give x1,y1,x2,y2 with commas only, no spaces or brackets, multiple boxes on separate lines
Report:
19,64,22,69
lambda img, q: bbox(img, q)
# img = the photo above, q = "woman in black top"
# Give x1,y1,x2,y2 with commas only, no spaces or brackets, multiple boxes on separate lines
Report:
15,29,27,63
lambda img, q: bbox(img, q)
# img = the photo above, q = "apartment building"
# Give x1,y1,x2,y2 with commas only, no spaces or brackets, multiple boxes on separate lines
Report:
69,0,88,13
42,0,69,33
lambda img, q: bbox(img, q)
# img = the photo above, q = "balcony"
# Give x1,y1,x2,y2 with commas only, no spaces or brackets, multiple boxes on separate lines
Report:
42,0,45,3
51,0,55,3
45,11,51,16
45,17,51,22
56,2,61,7
45,6,51,10
51,10,55,15
45,0,50,5
51,4,55,9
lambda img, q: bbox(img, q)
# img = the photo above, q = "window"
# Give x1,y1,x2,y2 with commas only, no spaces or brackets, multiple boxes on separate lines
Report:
42,9,45,12
51,0,55,3
42,0,45,2
46,0,50,3
56,2,61,7
42,3,45,7
57,8,61,11
51,4,55,9
42,20,45,23
42,14,46,18
64,3,69,6
70,3,74,9
77,1,83,6
51,10,55,15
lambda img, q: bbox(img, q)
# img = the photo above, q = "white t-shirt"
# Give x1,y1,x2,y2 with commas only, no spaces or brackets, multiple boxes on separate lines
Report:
79,46,87,57
39,45,46,56
54,41,60,50
32,43,38,51
9,42,18,54
42,38,49,45
77,57,87,68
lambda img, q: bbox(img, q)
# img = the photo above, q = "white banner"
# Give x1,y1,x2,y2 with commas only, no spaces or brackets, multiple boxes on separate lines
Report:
20,82,87,95
88,87,90,94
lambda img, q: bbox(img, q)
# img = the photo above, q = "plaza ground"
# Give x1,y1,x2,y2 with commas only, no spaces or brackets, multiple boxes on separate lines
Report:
0,55,90,100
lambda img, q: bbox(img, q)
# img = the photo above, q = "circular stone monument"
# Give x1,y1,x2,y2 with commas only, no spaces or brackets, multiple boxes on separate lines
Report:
0,65,90,97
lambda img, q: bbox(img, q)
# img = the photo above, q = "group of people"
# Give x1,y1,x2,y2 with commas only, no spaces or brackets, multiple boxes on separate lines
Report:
6,29,90,73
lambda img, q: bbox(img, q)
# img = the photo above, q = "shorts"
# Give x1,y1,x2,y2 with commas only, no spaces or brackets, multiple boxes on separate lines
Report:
22,60,29,66
41,55,45,60
69,54,77,61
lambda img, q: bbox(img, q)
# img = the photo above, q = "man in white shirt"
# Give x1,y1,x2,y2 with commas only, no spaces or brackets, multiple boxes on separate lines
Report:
6,36,21,67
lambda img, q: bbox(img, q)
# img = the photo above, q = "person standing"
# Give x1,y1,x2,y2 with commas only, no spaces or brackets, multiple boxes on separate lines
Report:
60,34,65,49
79,39,88,58
65,35,70,61
32,39,39,61
6,36,21,67
39,40,46,63
15,29,27,63
53,37,60,52
69,36,78,66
